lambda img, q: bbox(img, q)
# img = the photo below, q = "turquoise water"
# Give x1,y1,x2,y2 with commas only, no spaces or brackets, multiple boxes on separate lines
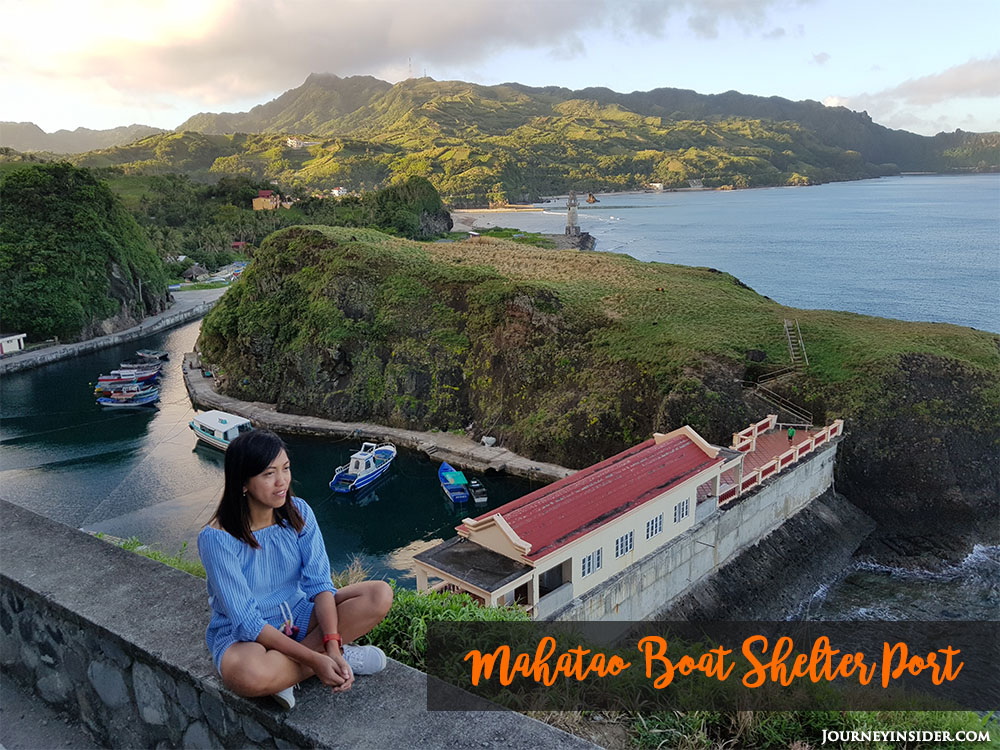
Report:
0,321,539,585
470,174,1000,332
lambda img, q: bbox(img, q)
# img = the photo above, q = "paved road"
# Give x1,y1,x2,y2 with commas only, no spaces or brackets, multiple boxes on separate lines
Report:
0,288,226,374
0,672,99,750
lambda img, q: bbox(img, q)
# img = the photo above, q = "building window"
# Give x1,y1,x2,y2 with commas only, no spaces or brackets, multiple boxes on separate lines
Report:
673,498,690,523
646,513,664,539
581,548,603,577
614,530,634,558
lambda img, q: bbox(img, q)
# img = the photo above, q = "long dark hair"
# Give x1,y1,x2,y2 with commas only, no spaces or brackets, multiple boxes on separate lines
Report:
211,429,304,548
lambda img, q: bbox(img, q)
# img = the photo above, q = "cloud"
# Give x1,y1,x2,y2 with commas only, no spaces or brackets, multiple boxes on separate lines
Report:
881,54,1000,105
762,27,786,39
825,55,1000,134
812,52,830,65
3,0,800,108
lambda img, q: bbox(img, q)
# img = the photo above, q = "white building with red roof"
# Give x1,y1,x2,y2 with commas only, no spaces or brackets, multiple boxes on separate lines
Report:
414,424,744,617
415,415,844,620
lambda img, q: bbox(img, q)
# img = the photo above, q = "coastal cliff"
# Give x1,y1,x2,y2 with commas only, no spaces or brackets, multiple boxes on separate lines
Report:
198,225,999,535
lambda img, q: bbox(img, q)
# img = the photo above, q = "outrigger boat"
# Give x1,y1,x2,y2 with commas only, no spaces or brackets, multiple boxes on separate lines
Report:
330,443,397,493
439,462,470,503
189,410,253,451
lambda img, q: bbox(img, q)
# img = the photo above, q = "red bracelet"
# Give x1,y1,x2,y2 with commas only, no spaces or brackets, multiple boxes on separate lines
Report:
323,633,343,648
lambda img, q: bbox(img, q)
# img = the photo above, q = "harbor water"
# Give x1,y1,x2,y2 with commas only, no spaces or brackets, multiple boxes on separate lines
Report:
0,321,538,586
2,173,996,616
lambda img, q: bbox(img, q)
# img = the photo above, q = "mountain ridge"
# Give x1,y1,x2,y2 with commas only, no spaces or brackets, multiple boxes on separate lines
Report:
174,74,998,172
8,75,995,205
0,121,167,154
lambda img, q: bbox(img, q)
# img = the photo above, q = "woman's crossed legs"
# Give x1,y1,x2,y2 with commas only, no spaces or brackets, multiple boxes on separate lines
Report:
219,580,393,697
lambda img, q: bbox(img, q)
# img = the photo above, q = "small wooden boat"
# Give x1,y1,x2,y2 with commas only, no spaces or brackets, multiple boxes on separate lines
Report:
119,360,163,372
98,369,160,385
439,462,470,503
189,410,253,451
330,443,397,493
97,391,159,408
469,478,489,504
105,383,159,400
136,349,169,361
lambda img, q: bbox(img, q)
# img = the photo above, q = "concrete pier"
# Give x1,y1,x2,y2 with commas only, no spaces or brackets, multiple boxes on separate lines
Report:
182,352,574,484
0,288,226,375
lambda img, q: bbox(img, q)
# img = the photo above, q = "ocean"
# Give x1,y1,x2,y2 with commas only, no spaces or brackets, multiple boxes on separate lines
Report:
459,174,1000,333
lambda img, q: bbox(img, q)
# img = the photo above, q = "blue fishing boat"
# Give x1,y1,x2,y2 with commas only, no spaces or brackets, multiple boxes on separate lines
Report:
330,442,396,493
439,462,470,503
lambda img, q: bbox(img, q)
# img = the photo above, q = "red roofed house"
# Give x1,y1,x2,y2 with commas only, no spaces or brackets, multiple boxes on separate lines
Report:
414,425,744,619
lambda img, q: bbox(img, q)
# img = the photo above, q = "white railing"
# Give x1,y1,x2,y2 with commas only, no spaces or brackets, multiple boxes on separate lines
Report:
733,415,777,452
721,419,843,505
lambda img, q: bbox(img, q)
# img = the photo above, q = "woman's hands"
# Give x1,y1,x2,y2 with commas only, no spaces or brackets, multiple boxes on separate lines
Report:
311,647,354,693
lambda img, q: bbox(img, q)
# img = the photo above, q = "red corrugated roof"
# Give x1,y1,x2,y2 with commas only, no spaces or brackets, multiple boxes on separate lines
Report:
461,434,722,561
258,190,274,197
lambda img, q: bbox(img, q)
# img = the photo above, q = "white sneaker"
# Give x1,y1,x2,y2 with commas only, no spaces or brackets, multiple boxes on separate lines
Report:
272,685,295,710
342,644,387,675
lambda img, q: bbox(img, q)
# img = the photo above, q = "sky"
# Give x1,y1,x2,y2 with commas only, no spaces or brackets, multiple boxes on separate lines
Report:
2,0,998,137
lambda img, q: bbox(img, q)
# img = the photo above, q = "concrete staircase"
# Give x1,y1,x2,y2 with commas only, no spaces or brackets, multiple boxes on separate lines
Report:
742,320,813,426
784,318,809,367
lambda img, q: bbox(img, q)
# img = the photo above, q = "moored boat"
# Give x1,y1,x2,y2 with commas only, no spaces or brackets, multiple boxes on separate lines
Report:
469,478,489,504
136,349,169,360
103,383,159,400
439,462,471,503
188,410,253,451
97,369,160,386
97,391,159,408
330,442,397,493
119,360,163,372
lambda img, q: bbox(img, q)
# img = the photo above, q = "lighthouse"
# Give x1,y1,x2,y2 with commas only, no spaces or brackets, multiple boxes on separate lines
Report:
566,191,580,237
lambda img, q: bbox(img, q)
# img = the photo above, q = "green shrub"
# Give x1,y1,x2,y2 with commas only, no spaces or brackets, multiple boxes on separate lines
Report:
358,582,530,671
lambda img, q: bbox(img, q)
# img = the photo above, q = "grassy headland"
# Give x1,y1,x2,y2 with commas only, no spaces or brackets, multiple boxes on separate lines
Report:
199,225,999,529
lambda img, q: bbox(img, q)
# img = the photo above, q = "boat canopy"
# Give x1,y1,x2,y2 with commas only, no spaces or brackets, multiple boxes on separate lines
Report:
443,470,468,485
192,410,252,435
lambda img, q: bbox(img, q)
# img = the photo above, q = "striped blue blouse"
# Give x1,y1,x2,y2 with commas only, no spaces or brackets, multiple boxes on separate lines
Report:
198,497,336,653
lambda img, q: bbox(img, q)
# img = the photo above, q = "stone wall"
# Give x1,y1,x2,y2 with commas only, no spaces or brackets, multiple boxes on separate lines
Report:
0,500,593,749
0,301,215,375
547,440,854,622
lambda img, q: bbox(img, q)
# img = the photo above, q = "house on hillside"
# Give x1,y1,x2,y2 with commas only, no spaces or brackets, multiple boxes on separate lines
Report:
286,137,321,149
252,190,281,211
414,425,743,617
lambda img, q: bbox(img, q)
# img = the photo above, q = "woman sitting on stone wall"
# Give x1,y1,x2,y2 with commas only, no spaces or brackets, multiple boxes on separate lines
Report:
198,430,393,710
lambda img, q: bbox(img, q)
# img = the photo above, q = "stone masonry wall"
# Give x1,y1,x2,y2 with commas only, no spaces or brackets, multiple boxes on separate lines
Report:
0,500,593,750
548,440,845,622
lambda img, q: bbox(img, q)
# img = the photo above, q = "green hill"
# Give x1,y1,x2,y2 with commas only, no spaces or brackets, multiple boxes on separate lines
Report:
67,75,996,205
199,226,999,530
0,163,169,340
